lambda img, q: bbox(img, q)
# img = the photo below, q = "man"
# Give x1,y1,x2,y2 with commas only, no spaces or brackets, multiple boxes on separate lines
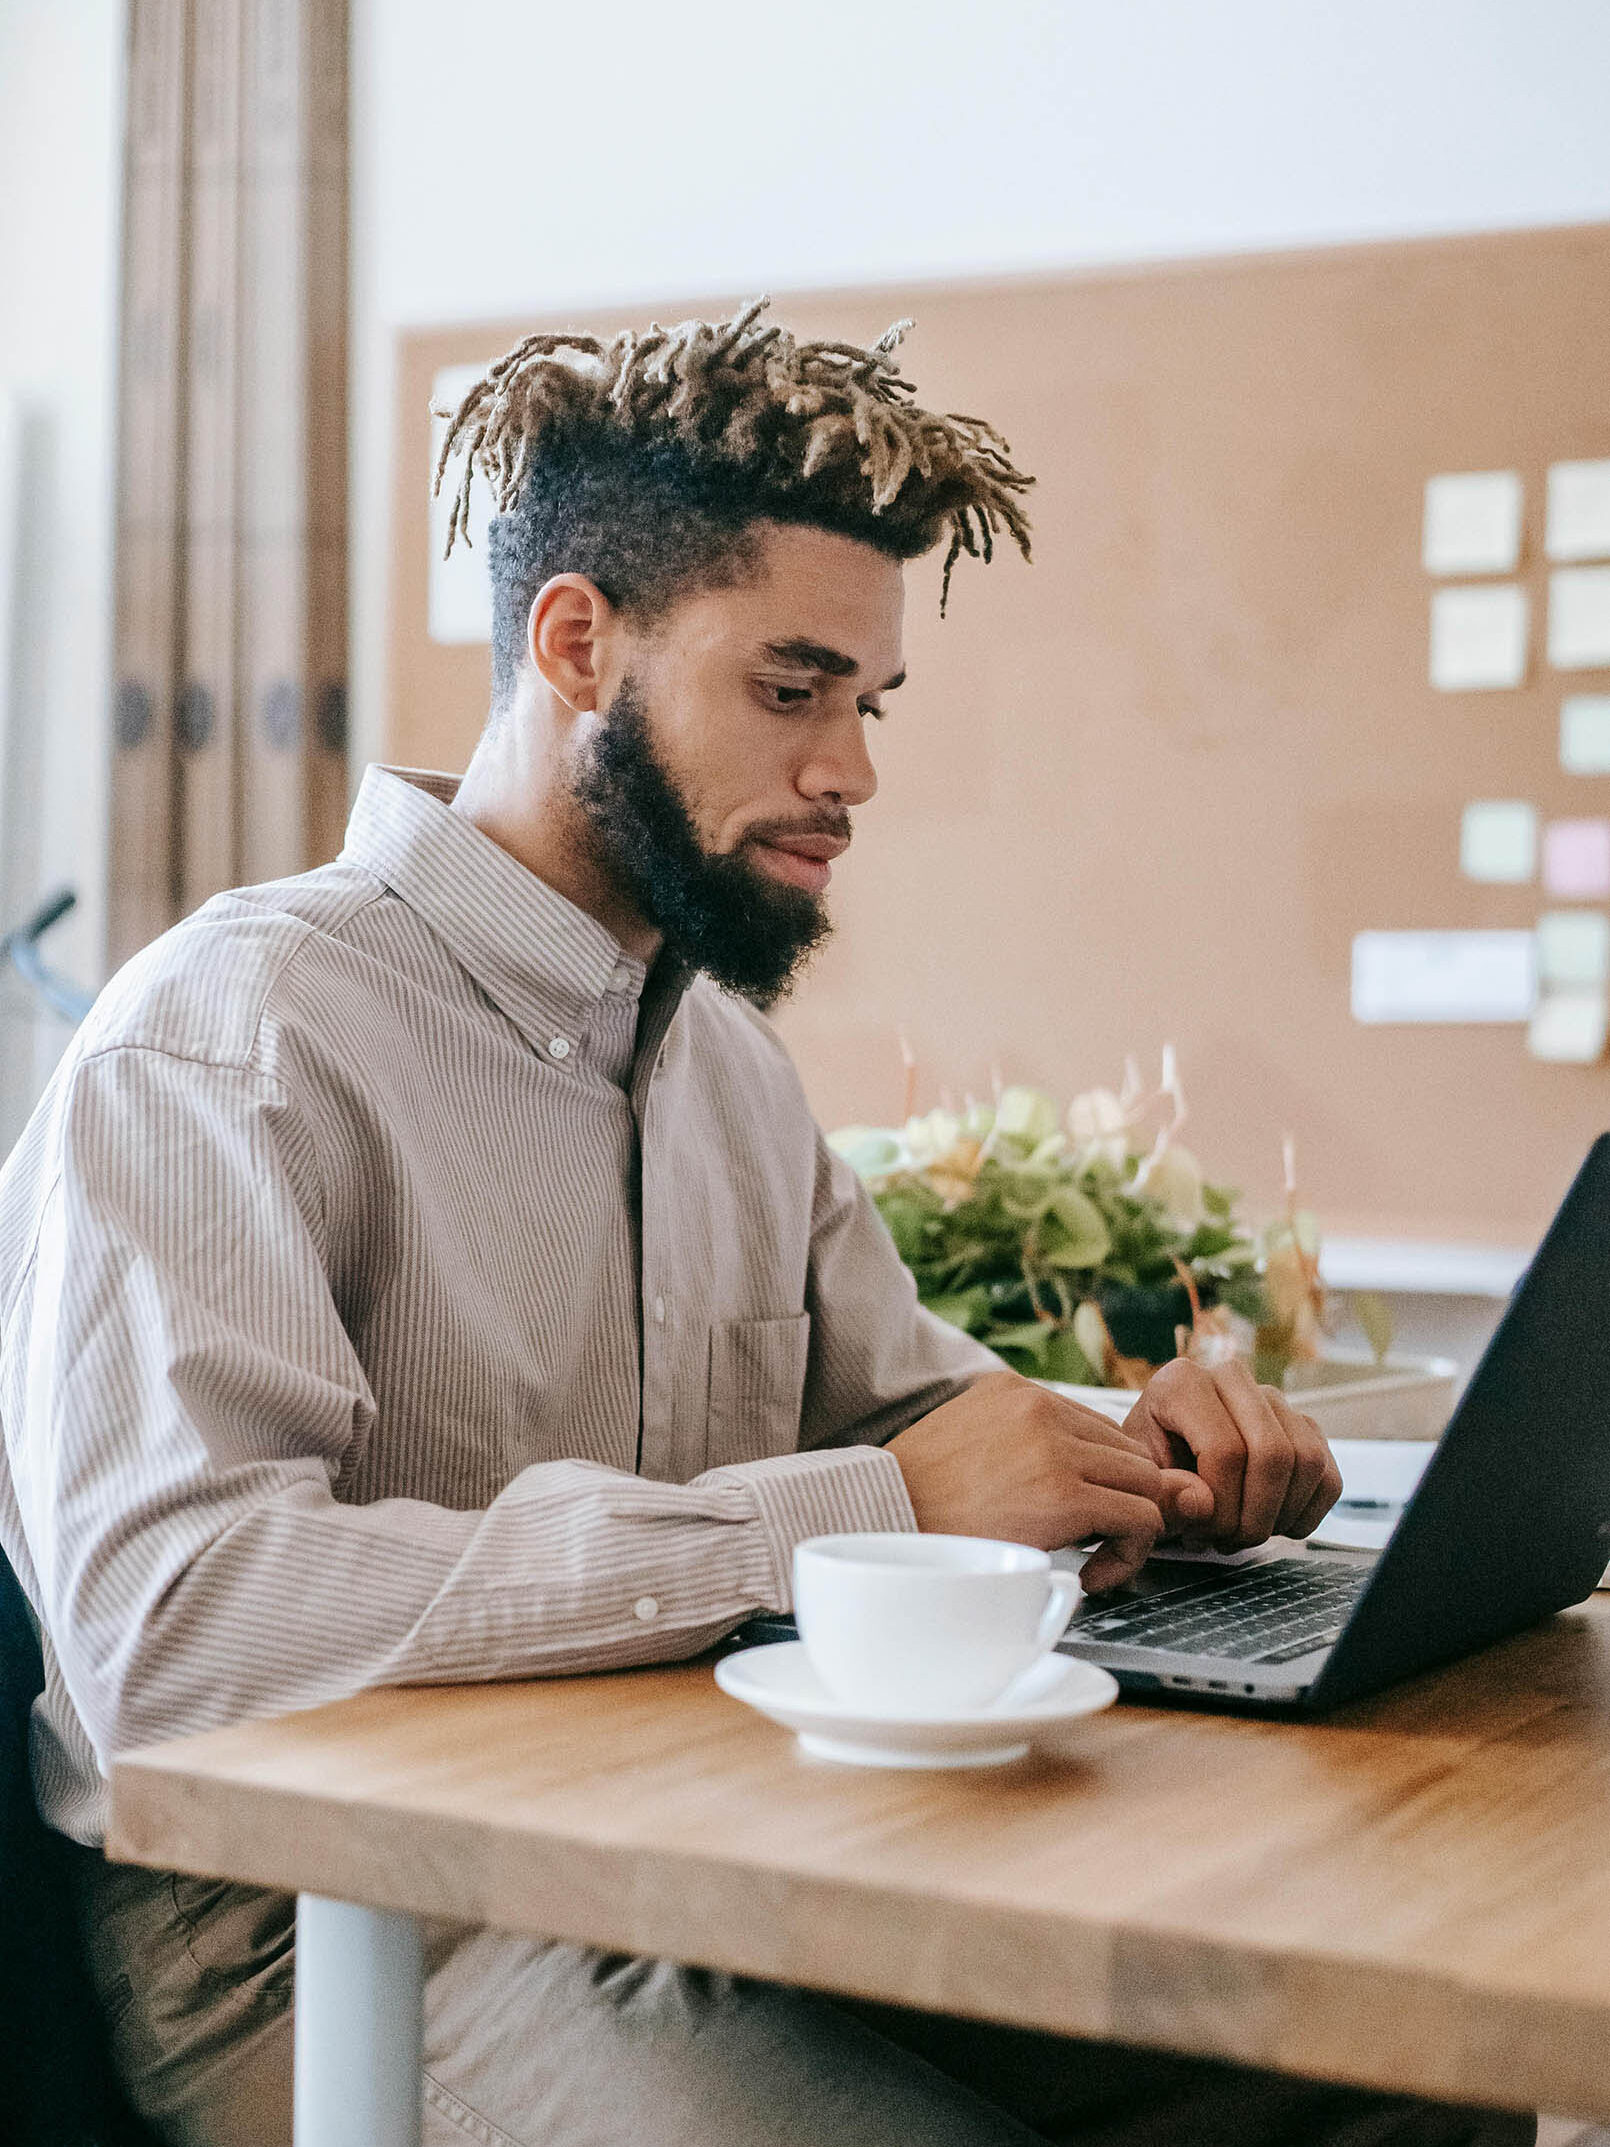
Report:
0,301,1524,2146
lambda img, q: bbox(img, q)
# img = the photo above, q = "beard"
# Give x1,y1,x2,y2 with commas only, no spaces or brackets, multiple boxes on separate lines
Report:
569,672,844,1010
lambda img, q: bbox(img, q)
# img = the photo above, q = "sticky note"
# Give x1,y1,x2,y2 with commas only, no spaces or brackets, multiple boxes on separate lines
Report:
1549,567,1610,670
1423,471,1522,575
1460,801,1536,883
1537,910,1610,988
1429,585,1528,691
1543,818,1610,899
1560,696,1610,775
1546,460,1610,563
1351,931,1536,1024
1528,989,1609,1064
427,362,493,645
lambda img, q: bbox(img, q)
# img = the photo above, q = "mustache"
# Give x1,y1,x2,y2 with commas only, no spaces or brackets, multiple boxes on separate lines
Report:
741,809,853,849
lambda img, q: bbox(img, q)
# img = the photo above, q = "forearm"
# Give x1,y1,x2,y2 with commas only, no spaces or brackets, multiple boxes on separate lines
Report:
45,1445,913,1766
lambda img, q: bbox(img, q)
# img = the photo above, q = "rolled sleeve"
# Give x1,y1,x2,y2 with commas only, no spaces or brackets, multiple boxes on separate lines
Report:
702,1445,917,1608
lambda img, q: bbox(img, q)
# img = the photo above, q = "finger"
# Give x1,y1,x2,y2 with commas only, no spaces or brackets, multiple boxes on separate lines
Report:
1066,1481,1168,1548
1041,1390,1155,1457
1065,1484,1165,1590
1118,1393,1172,1468
1288,1431,1345,1539
1079,1538,1154,1593
1264,1395,1334,1536
1157,1465,1216,1532
1136,1361,1248,1542
1209,1362,1298,1545
1289,1479,1339,1540
1067,1440,1171,1501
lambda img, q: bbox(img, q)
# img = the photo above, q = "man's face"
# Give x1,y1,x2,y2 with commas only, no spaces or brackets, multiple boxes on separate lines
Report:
570,523,906,1006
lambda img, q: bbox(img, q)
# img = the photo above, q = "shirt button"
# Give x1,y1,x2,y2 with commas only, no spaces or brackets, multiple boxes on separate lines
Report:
633,1596,660,1622
547,1036,571,1060
653,1296,666,1324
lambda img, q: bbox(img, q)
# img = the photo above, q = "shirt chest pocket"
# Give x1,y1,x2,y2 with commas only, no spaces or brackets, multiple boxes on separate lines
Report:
706,1313,812,1468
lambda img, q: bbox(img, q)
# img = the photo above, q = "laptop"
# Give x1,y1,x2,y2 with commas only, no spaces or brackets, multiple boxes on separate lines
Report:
740,1135,1610,1711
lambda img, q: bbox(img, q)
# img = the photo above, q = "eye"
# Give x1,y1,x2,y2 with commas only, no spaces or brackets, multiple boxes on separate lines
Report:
757,680,813,711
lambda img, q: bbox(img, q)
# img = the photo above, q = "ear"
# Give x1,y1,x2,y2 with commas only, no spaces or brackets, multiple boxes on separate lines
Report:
527,575,615,714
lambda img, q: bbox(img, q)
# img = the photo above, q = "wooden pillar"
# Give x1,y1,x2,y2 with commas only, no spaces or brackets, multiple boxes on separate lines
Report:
107,0,349,974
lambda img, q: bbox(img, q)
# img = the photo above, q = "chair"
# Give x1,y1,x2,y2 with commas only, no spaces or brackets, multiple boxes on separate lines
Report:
0,1547,165,2147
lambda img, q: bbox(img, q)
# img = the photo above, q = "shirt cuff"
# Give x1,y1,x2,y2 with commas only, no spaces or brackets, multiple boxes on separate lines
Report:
703,1445,917,1610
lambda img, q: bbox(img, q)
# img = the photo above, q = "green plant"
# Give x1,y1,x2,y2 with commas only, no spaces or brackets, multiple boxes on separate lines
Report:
832,1056,1322,1388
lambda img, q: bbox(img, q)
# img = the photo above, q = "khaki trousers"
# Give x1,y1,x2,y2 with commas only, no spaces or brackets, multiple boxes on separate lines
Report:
74,1857,1536,2147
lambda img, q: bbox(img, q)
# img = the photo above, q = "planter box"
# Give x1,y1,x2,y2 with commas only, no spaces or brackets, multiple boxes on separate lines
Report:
1042,1352,1458,1445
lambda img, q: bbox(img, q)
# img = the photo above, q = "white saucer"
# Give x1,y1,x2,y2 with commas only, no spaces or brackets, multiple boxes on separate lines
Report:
714,1642,1119,1769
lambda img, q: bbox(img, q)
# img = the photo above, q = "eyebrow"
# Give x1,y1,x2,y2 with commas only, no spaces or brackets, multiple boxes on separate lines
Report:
760,638,907,693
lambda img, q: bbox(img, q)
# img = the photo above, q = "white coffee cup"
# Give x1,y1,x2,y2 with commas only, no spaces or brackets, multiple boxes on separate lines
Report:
792,1533,1083,1718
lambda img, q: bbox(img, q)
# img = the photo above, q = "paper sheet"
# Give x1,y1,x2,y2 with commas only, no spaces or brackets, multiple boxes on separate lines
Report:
427,362,493,646
1307,1440,1435,1552
1537,910,1610,988
1459,800,1536,883
1549,567,1610,670
1560,695,1610,775
1351,931,1536,1024
1546,459,1610,563
1528,989,1610,1064
1542,818,1610,900
1423,470,1522,576
1429,585,1528,690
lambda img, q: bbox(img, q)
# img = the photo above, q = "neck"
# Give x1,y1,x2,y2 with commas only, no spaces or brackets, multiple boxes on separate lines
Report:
451,699,664,961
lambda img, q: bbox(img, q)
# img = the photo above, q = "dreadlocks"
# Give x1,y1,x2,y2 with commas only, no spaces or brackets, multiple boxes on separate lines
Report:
432,297,1034,704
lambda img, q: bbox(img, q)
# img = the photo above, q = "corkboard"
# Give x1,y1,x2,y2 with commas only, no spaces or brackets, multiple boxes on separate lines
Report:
386,225,1610,1247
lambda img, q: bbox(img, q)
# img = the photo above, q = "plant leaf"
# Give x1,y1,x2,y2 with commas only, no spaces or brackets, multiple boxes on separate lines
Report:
981,1319,1057,1366
1220,1273,1269,1323
996,1086,1060,1146
1352,1290,1395,1365
874,1191,939,1263
922,1287,992,1335
828,1126,903,1177
1072,1298,1112,1377
1042,1326,1099,1385
1043,1186,1111,1267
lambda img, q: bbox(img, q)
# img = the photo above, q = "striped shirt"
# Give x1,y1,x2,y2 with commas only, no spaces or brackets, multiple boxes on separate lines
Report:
0,766,993,1843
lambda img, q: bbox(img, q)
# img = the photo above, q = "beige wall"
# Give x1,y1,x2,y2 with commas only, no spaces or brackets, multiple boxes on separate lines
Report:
342,1,1610,1374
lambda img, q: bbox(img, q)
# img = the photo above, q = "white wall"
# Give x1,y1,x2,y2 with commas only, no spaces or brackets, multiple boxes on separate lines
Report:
349,0,1610,768
0,0,122,1145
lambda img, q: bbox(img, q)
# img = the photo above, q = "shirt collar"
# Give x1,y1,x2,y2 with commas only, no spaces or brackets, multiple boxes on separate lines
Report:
340,765,686,1062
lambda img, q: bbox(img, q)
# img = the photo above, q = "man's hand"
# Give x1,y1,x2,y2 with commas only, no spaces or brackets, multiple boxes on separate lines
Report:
1122,1356,1342,1550
886,1370,1215,1592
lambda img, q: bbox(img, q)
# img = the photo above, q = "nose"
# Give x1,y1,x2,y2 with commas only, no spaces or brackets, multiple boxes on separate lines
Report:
798,710,878,810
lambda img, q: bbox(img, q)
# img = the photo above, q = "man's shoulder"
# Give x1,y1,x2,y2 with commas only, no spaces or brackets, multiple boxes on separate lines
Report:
78,862,387,1077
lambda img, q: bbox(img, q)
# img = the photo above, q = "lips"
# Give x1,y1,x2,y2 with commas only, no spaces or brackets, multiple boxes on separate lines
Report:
750,832,848,896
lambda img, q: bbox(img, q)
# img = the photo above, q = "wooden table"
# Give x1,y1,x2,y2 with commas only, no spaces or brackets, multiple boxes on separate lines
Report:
108,1601,1610,2144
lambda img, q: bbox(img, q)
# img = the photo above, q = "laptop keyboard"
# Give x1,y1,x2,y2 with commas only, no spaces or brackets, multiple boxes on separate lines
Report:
1072,1561,1370,1665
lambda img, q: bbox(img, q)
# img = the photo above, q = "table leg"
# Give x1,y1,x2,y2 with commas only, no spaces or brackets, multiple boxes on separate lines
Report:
294,1894,423,2147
